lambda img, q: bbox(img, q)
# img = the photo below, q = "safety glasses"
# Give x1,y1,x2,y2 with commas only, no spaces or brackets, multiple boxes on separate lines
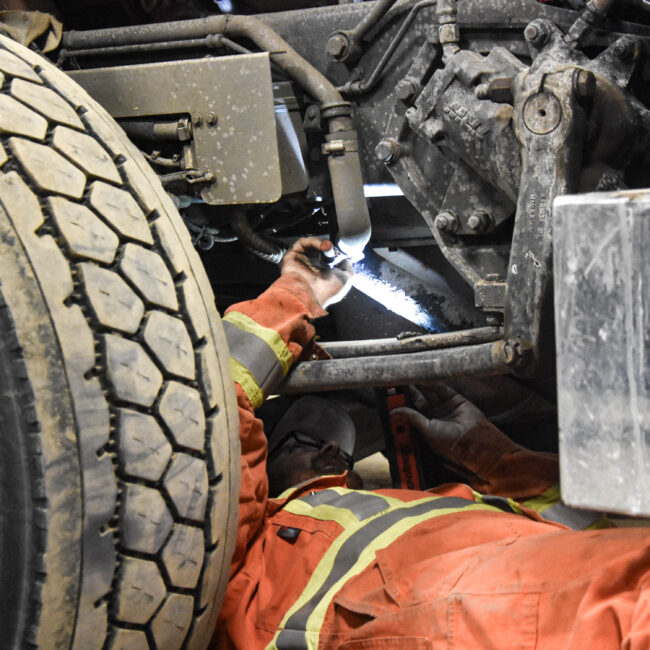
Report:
267,430,354,468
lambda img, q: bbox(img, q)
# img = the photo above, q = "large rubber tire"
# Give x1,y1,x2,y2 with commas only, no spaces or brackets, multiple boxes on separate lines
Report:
0,36,240,649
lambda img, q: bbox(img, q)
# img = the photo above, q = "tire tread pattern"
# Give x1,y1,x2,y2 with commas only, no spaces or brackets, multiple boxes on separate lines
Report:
0,37,239,650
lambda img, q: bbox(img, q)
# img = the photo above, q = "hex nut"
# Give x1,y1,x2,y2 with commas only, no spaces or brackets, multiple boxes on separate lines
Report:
191,112,202,126
524,20,550,47
434,210,458,233
467,209,493,233
206,112,218,126
375,138,400,165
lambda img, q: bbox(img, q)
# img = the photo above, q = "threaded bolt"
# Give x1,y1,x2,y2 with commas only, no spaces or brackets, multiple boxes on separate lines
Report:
524,20,550,47
467,209,493,233
434,210,458,233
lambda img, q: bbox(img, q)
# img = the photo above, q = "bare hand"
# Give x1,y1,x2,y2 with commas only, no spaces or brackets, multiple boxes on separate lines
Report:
280,237,354,308
391,382,489,462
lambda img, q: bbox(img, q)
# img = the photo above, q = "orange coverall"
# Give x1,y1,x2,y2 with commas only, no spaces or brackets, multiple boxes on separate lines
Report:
213,274,650,649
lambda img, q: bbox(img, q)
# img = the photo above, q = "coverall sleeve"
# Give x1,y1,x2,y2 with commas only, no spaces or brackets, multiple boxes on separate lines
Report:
222,274,327,577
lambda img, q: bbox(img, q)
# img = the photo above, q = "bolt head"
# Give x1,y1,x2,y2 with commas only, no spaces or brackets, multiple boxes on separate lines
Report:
327,33,349,60
206,112,218,126
191,113,202,126
396,79,418,104
375,139,400,164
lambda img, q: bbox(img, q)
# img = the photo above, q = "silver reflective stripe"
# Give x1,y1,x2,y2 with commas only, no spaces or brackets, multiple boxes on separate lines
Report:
299,490,390,520
275,496,473,649
541,501,603,529
223,319,284,394
480,495,517,514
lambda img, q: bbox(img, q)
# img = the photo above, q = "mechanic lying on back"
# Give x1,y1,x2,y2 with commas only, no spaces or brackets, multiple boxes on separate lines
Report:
213,237,650,649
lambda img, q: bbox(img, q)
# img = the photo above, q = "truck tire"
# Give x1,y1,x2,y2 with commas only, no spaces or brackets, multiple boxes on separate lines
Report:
0,35,240,649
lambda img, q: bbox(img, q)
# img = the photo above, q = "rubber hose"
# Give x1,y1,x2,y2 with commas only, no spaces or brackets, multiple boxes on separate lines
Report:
231,211,286,264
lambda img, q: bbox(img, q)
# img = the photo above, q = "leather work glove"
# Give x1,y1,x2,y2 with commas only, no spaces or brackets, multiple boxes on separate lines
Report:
281,237,354,308
391,383,493,468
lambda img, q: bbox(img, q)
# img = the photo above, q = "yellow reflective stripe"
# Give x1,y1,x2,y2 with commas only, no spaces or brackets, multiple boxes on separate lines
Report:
229,357,264,409
521,484,561,514
471,490,525,515
283,487,418,524
304,503,496,647
267,492,498,650
223,311,293,375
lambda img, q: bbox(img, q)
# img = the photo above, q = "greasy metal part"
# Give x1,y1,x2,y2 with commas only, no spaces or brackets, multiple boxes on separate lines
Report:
434,210,458,233
320,326,502,358
565,0,618,46
231,210,286,264
69,54,282,205
327,0,398,64
437,0,460,60
337,0,437,96
279,341,511,393
119,118,191,141
159,169,215,186
64,13,371,254
408,47,525,205
554,190,650,516
506,64,586,374
58,36,216,60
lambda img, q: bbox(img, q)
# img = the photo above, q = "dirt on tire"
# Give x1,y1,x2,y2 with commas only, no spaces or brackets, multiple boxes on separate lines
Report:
0,35,240,650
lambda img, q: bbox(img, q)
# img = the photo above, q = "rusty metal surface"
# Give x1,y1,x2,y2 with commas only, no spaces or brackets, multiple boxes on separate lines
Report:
279,340,511,393
554,190,650,516
69,53,282,205
321,326,502,357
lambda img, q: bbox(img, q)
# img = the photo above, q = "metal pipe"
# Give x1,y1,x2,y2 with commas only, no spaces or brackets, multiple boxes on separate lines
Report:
58,37,213,60
321,326,503,358
63,15,371,256
64,15,344,107
120,119,184,141
59,34,252,60
338,0,437,96
351,0,399,41
278,340,511,393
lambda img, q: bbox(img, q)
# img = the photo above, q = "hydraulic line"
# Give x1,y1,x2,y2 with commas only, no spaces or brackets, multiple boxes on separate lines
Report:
337,0,437,96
